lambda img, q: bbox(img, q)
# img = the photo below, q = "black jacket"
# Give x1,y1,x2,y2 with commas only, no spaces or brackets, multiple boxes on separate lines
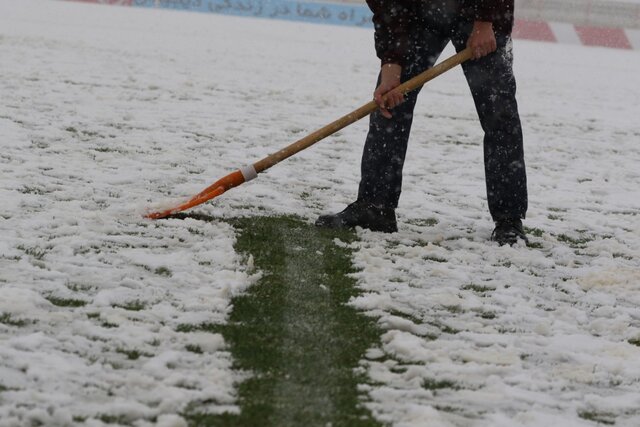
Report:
366,0,515,65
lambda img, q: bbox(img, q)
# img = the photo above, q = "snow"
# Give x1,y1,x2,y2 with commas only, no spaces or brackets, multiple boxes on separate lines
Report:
1,0,640,426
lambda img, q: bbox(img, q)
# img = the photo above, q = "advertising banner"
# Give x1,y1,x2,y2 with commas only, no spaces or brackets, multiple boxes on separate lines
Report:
64,0,640,49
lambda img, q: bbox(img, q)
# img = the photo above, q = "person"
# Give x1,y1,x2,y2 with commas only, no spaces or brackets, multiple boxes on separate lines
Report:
315,0,528,245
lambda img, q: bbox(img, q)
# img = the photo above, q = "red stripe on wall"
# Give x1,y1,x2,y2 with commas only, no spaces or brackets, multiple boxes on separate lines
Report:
513,19,557,42
575,26,632,49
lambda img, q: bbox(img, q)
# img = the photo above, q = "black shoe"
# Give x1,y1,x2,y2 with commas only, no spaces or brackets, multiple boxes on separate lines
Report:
315,200,397,233
491,218,528,246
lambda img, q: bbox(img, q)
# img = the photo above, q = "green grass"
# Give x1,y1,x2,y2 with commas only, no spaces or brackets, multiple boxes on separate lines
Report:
423,378,460,391
113,300,146,311
556,233,595,248
17,245,47,260
185,345,203,354
101,321,119,329
115,348,151,360
406,218,439,227
438,323,460,335
0,313,29,327
524,227,544,238
578,410,616,425
442,305,464,314
478,311,496,320
176,322,221,334
46,296,87,308
182,215,383,427
461,284,495,294
154,266,172,277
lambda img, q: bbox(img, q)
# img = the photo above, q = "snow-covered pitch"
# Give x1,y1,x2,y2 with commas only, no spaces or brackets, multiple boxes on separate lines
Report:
1,0,639,426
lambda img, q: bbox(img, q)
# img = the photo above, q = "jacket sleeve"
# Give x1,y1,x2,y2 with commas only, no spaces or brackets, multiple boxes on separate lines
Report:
472,0,510,23
365,0,413,66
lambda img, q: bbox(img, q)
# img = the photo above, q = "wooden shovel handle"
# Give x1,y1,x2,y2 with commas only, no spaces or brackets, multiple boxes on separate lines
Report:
253,47,473,173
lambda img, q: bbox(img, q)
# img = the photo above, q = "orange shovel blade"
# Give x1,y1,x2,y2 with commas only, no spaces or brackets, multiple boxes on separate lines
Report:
145,170,245,219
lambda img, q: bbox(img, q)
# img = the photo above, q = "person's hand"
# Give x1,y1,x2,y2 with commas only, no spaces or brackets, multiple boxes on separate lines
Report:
467,21,497,59
374,63,403,119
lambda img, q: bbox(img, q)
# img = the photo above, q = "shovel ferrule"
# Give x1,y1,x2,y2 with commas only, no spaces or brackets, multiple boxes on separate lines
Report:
240,164,258,182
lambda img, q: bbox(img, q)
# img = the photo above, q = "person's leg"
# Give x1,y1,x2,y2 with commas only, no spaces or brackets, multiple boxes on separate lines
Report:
316,1,459,232
314,48,440,233
315,32,447,232
358,34,449,209
451,29,528,223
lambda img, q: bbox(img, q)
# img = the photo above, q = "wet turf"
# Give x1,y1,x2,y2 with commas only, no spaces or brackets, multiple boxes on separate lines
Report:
185,215,383,427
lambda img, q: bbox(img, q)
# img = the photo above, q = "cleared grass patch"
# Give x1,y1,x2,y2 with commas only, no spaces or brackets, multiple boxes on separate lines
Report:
184,215,382,427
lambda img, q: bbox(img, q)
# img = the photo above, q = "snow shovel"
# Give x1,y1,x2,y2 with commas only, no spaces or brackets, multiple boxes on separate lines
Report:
145,47,474,219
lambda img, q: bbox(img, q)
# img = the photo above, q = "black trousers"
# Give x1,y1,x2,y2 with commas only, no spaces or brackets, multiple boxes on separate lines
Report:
358,2,528,221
